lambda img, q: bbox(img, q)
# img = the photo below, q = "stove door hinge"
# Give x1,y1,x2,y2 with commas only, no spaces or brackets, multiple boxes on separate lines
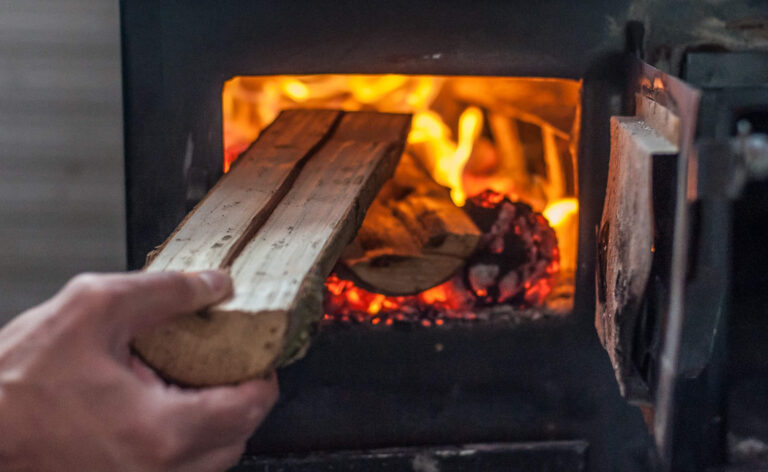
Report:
695,120,768,200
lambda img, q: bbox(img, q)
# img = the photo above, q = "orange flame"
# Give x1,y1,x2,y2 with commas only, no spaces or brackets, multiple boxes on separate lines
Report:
323,273,472,324
437,106,483,206
222,75,488,205
222,75,582,319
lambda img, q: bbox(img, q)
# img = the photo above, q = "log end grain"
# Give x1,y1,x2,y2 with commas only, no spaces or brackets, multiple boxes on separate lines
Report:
133,310,289,386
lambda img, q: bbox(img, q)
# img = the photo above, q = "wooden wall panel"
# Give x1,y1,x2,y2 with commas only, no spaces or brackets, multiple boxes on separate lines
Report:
0,0,125,323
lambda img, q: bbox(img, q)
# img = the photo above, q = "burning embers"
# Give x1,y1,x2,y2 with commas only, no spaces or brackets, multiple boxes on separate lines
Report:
463,190,559,306
222,74,581,325
324,190,565,325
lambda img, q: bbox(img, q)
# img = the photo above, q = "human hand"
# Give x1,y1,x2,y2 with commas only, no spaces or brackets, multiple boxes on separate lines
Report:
0,271,278,472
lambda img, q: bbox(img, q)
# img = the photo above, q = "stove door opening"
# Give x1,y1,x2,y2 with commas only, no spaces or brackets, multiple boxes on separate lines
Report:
222,75,581,325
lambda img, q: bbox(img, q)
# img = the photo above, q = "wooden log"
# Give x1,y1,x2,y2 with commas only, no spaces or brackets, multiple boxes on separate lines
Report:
595,115,677,400
340,154,480,295
145,109,342,271
462,191,559,308
134,110,411,386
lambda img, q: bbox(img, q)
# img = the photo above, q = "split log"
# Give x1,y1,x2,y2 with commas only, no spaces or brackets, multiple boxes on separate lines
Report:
146,109,341,272
340,154,480,295
134,109,411,386
595,115,677,400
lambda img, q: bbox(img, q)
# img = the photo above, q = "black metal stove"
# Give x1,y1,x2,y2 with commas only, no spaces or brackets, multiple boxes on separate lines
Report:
119,2,768,471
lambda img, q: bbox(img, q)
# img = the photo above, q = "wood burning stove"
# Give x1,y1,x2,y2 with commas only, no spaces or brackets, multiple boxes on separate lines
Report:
120,1,768,470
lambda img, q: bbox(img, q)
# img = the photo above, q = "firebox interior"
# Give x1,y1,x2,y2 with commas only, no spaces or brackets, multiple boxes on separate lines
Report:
222,75,581,323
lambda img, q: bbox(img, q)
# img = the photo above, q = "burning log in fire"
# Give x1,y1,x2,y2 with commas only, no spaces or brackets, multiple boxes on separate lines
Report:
462,190,559,307
340,154,481,295
222,74,581,323
325,190,561,325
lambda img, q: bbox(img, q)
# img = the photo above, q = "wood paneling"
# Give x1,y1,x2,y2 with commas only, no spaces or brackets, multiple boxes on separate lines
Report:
0,0,124,323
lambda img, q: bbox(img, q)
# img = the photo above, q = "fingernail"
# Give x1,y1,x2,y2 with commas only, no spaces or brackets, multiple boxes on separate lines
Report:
198,270,231,294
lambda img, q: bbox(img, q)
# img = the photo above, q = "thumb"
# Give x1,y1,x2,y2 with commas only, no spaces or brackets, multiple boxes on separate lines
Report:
118,270,233,335
62,270,233,338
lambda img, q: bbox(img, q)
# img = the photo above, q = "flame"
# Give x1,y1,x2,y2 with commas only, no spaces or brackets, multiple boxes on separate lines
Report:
543,198,578,227
408,111,448,143
543,197,579,273
281,80,310,102
349,75,408,103
408,106,484,205
222,75,490,206
222,75,582,321
437,106,483,206
324,192,562,323
323,273,472,324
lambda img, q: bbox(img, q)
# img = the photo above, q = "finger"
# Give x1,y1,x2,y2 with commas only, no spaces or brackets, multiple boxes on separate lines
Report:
118,271,233,334
163,375,279,451
64,271,232,336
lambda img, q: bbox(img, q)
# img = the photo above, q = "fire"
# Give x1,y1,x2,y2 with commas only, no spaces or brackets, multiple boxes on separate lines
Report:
324,191,562,323
438,106,484,206
323,274,471,324
543,197,579,274
222,74,582,321
543,198,578,226
223,75,479,204
282,80,310,101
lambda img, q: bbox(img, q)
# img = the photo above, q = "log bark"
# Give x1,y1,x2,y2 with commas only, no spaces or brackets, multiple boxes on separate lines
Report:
134,110,411,386
341,154,480,295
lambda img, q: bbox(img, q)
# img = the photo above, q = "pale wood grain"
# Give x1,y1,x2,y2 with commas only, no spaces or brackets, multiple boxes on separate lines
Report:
135,110,411,386
635,94,681,145
146,109,341,272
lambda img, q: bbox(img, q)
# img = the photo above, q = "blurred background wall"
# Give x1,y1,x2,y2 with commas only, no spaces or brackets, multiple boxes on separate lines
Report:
0,0,125,324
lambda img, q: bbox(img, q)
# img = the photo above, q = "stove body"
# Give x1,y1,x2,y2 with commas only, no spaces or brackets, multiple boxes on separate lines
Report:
120,2,768,470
